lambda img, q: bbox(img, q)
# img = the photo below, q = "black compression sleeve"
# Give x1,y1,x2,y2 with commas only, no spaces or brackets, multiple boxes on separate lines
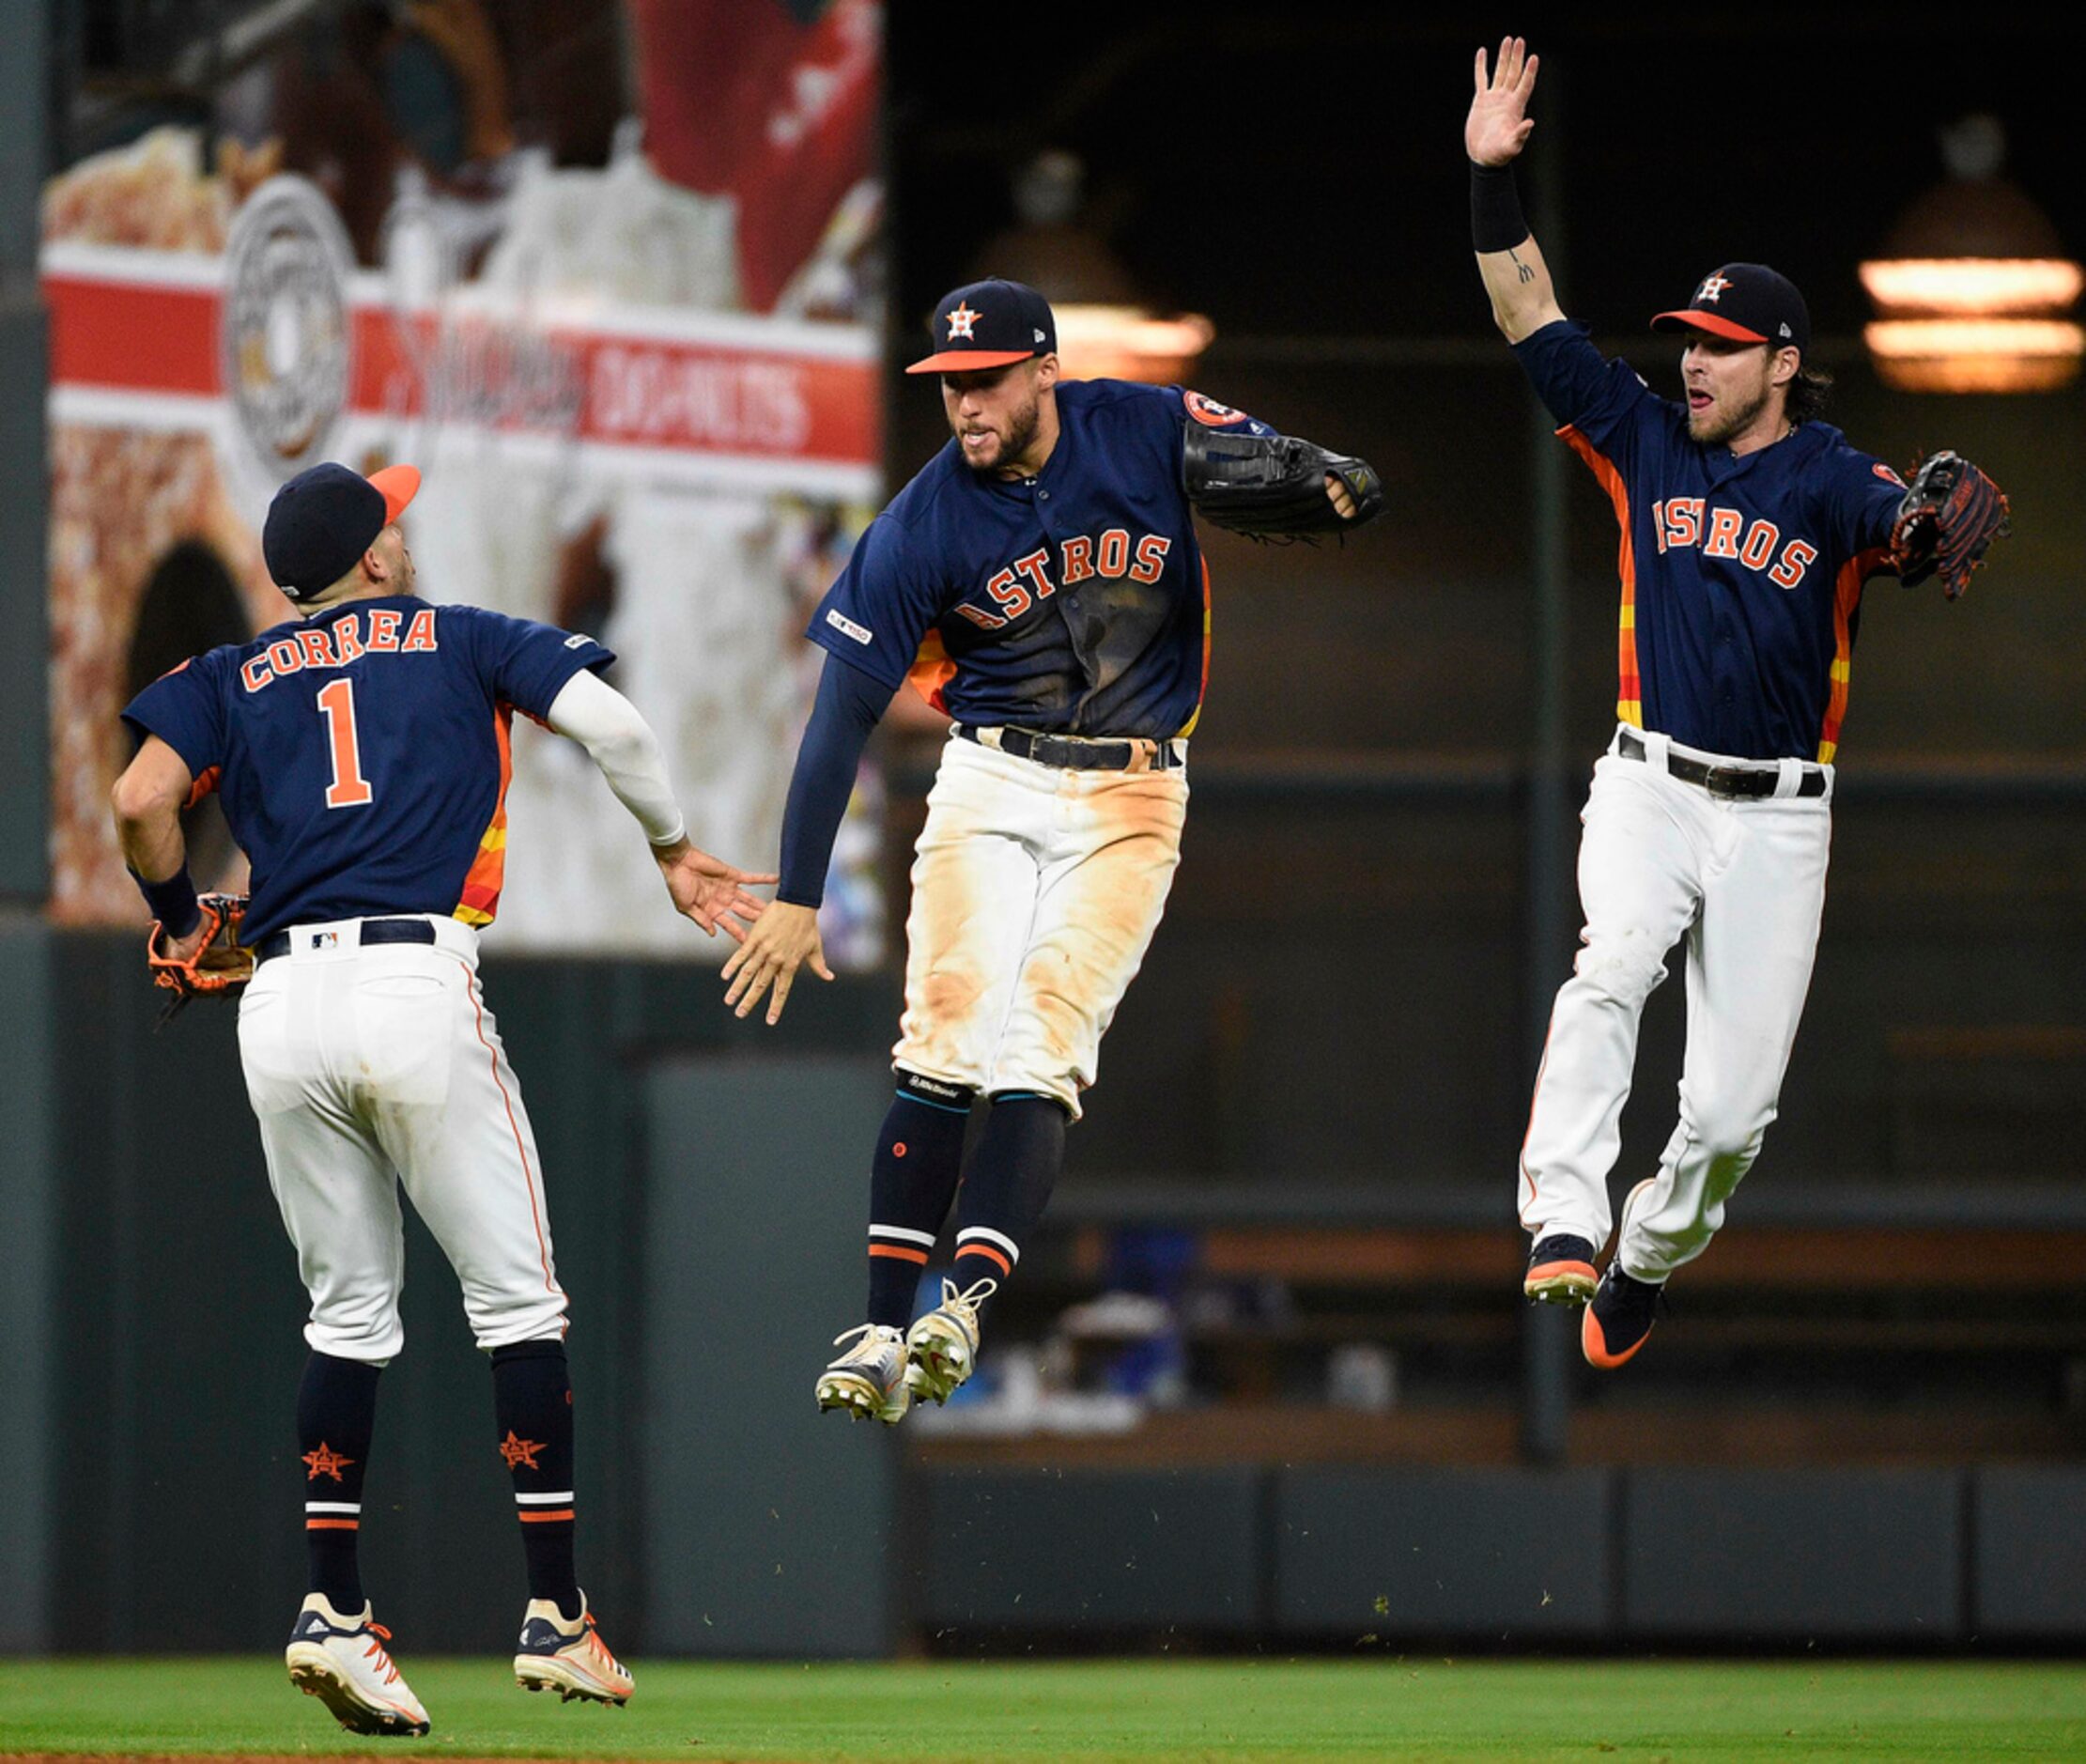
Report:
776,653,895,908
1471,161,1531,253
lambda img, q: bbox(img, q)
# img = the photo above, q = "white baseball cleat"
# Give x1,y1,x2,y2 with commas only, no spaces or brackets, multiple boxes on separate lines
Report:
816,1323,911,1423
904,1277,998,1404
514,1590,633,1705
285,1593,431,1737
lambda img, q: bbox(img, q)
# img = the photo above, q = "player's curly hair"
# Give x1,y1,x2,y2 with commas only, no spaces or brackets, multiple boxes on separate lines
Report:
1785,364,1833,426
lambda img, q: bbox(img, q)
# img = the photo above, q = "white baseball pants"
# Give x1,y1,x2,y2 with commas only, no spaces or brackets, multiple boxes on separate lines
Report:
893,732,1189,1120
236,915,567,1363
1518,728,1833,1281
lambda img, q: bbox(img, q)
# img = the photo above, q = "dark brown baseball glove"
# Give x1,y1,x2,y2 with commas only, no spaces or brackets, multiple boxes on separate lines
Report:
1892,450,2010,600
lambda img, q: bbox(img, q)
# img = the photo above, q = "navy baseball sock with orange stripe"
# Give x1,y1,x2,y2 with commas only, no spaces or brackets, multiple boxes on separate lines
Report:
490,1338,580,1620
865,1070,973,1329
297,1351,380,1611
950,1092,1069,1312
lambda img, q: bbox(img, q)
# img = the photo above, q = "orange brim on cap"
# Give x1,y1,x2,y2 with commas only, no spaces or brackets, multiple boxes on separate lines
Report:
367,463,422,522
904,348,1038,376
1650,311,1769,344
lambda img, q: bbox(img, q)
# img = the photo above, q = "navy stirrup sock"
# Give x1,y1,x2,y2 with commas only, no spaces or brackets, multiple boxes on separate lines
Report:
950,1091,1069,1315
865,1071,973,1329
297,1351,380,1612
491,1338,580,1620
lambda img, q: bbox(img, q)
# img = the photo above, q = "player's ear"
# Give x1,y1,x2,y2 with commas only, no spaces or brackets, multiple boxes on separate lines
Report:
1034,351,1059,392
1770,345,1800,389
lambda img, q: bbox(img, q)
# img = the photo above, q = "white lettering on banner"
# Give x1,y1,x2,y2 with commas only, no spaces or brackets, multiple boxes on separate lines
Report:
826,609,873,644
591,347,811,452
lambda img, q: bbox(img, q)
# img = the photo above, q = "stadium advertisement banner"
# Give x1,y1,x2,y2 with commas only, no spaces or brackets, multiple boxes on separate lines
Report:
43,0,888,961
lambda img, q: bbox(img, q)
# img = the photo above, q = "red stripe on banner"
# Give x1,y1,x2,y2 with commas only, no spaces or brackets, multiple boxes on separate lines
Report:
46,274,221,395
44,263,881,468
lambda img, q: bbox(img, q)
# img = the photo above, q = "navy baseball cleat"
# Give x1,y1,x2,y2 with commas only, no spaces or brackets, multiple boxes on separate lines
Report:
1582,1263,1664,1368
1523,1233,1599,1306
285,1593,431,1736
515,1590,633,1705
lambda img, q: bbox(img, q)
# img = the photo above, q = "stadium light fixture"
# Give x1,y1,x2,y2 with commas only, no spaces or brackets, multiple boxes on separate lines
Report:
1050,304,1215,384
1860,116,2082,393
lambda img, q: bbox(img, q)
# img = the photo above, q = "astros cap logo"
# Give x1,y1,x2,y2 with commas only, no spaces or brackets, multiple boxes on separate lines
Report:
1695,273,1735,303
906,279,1058,375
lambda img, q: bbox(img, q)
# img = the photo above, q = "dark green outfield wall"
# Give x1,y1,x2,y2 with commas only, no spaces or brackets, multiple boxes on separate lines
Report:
8,927,2086,1655
0,926,900,1655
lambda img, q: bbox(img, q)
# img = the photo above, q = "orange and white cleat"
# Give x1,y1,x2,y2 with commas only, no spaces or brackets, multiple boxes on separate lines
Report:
286,1593,431,1736
1523,1232,1599,1306
514,1591,633,1706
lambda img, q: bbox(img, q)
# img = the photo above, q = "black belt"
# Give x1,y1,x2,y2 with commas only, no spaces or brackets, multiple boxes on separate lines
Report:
256,918,438,964
1616,729,1826,799
957,724,1184,772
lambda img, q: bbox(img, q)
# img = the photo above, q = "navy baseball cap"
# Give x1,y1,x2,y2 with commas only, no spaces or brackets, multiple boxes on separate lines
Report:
905,278,1057,375
1652,264,1810,356
262,461,421,600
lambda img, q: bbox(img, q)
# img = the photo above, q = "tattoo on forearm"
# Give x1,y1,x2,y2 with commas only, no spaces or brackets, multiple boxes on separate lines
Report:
1509,249,1535,286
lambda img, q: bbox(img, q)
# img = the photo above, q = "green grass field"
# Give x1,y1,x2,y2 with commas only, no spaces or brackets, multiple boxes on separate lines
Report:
4,1658,2085,1763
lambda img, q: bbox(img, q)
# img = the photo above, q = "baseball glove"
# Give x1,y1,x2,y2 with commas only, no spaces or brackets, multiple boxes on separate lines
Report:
1182,425,1384,540
148,891,255,1020
1892,450,2010,600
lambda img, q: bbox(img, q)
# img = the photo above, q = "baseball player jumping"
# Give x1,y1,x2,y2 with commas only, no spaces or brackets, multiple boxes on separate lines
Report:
111,462,772,1733
719,278,1382,1421
1468,39,2011,1367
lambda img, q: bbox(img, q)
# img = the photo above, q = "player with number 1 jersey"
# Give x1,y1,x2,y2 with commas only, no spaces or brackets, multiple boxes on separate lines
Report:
115,460,771,1734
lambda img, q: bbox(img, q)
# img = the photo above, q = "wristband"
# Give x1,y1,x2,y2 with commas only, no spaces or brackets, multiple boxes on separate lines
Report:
1471,161,1531,254
131,864,201,939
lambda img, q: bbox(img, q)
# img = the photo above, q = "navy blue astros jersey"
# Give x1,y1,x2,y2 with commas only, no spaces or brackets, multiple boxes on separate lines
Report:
1516,320,1908,762
808,379,1277,740
123,596,611,941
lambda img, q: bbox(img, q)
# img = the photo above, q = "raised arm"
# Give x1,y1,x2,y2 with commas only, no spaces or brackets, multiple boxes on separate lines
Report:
1467,36,1566,345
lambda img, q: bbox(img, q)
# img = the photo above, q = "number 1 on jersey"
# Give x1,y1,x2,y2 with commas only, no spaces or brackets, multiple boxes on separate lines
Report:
317,677,374,808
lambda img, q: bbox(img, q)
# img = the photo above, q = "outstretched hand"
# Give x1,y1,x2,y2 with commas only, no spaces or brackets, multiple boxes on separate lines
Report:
719,900,834,1025
1467,36,1539,166
653,838,776,942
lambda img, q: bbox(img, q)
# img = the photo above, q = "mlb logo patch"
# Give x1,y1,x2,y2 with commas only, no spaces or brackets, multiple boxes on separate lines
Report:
308,930,340,952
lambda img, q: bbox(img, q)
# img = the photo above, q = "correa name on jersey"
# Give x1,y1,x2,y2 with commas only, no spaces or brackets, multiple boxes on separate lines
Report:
123,596,613,942
236,604,440,690
808,378,1278,741
1515,319,1908,763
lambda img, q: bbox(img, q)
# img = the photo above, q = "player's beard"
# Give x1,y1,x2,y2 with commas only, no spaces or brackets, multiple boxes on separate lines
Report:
957,390,1043,475
1687,364,1773,446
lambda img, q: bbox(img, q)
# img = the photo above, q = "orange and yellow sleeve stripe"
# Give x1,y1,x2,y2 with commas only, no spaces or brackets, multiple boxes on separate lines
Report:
1559,425,1642,728
454,704,515,928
